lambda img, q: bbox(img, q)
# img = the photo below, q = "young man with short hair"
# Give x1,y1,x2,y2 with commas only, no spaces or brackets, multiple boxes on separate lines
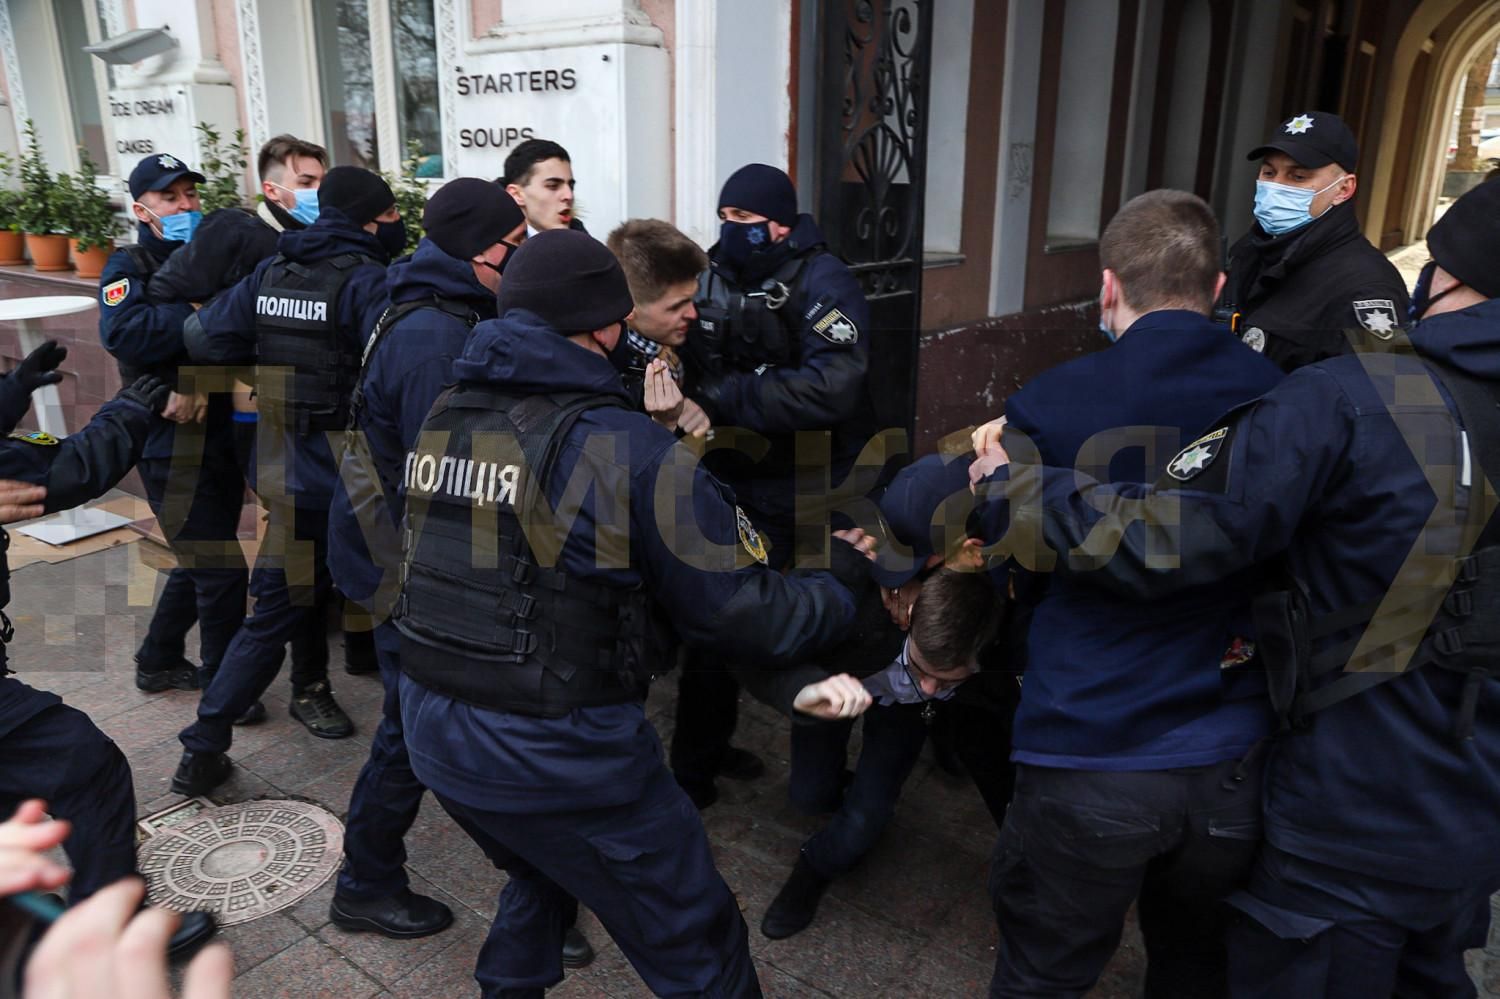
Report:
605,218,711,436
503,138,578,234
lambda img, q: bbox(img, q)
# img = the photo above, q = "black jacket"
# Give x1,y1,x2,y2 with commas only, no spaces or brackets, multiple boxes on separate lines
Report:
149,202,298,305
1222,202,1410,373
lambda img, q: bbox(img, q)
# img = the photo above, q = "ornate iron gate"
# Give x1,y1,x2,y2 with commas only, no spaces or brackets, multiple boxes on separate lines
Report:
815,0,932,444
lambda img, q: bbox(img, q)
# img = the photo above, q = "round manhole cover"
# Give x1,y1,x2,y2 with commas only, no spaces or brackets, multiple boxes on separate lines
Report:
138,800,344,926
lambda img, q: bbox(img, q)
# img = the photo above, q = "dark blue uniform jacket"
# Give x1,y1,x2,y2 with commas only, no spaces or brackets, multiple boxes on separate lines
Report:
184,208,390,509
0,391,153,737
977,296,1500,889
400,310,864,813
328,238,496,609
696,215,874,525
1002,310,1282,766
96,224,194,460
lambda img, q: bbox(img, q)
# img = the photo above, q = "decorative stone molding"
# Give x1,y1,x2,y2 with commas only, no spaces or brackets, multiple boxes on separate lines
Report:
0,2,28,126
435,0,461,179
235,0,270,157
673,0,715,245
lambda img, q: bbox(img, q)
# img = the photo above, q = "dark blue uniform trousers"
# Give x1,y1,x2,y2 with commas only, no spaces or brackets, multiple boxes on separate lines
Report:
335,621,425,900
180,502,332,754
989,760,1263,999
136,418,248,674
432,765,761,998
0,699,136,901
790,699,928,876
1225,845,1492,999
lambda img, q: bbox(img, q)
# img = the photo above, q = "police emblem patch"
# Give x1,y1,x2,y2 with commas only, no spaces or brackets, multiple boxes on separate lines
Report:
8,430,59,446
812,308,859,345
735,506,769,565
1219,637,1256,669
1241,327,1266,353
1353,299,1398,339
1284,114,1314,135
1167,427,1227,481
102,278,129,307
157,154,180,170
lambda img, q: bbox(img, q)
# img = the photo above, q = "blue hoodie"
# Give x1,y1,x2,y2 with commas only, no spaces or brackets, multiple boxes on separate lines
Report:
186,208,390,508
328,237,495,608
398,309,867,813
977,296,1500,891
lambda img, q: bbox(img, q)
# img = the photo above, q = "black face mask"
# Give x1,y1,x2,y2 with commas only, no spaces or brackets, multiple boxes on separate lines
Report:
375,219,408,258
716,219,774,275
1409,260,1461,323
605,321,633,374
478,240,520,278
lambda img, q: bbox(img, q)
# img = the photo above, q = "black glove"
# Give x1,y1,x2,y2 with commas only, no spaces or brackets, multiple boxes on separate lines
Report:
0,340,67,433
116,375,171,415
14,340,67,393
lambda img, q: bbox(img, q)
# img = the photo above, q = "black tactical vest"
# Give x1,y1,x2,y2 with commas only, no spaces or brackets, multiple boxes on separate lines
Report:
689,252,816,376
395,385,675,717
254,252,375,434
1253,360,1500,742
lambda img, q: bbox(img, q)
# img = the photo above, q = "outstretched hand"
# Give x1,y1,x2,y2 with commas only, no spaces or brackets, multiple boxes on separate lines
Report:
793,673,873,720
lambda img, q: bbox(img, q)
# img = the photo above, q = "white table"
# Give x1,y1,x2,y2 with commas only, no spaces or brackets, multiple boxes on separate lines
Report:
0,295,132,544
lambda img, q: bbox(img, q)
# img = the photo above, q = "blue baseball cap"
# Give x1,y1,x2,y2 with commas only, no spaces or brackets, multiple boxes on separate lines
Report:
128,153,205,200
871,452,976,588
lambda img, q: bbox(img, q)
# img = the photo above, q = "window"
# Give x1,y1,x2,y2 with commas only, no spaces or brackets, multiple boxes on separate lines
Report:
313,0,381,171
391,0,442,175
1044,0,1118,250
308,0,442,176
54,0,108,169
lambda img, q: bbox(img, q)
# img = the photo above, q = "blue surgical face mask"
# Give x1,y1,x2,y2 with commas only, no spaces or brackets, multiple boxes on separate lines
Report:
1098,318,1117,343
152,208,201,244
1252,174,1346,237
272,183,320,226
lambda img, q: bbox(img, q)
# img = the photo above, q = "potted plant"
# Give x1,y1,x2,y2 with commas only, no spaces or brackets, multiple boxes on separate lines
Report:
195,122,248,212
62,148,122,279
0,152,24,265
16,119,70,271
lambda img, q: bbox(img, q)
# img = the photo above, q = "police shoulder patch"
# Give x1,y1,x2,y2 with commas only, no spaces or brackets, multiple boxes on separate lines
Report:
1352,299,1398,339
1166,426,1227,481
8,430,59,446
811,308,859,345
735,506,769,565
1241,327,1266,353
102,278,129,307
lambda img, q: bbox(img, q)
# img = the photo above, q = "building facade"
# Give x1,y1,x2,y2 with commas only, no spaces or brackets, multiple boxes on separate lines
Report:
0,0,1497,451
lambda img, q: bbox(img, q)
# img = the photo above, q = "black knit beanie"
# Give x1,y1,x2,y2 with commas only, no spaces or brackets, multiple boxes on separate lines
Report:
423,178,525,259
1427,179,1500,299
319,166,396,227
717,163,798,225
495,229,634,334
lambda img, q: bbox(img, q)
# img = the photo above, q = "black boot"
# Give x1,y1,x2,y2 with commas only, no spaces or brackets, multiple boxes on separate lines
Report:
329,889,453,939
289,681,354,739
135,656,199,693
167,911,217,959
170,750,233,797
760,855,830,940
562,926,595,969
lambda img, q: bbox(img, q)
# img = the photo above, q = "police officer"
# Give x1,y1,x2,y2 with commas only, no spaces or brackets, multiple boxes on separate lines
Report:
147,135,364,716
673,163,876,808
976,191,1283,997
97,153,249,698
0,341,214,956
1221,110,1410,371
974,177,1500,997
395,229,875,997
322,178,533,945
172,167,403,794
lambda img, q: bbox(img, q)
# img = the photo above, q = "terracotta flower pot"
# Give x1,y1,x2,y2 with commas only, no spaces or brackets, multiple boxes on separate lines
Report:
70,239,112,280
24,233,71,272
0,230,24,266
